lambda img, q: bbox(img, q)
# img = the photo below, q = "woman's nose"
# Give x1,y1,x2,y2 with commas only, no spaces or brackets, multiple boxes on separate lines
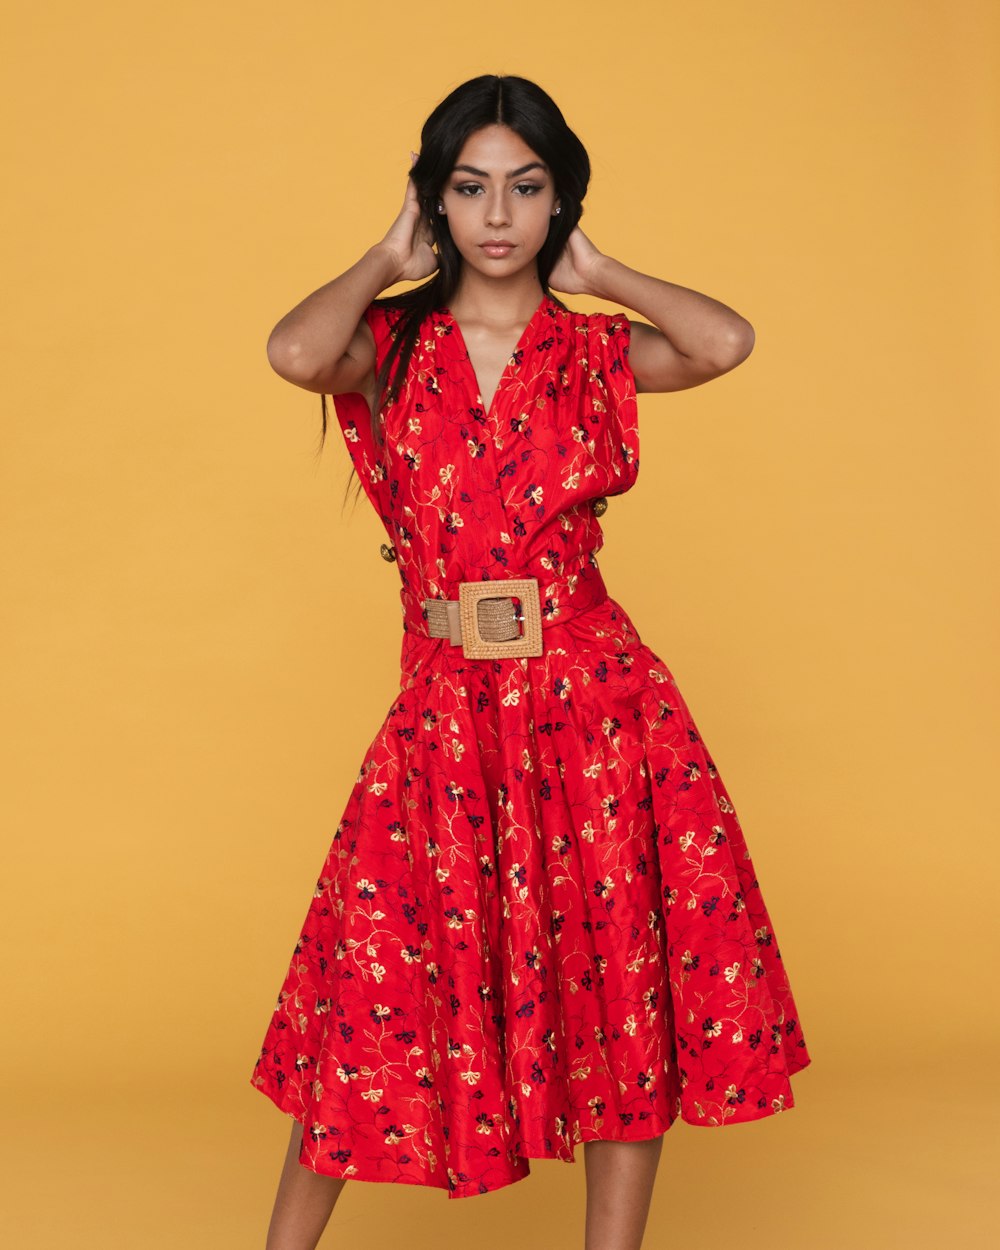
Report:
484,193,511,227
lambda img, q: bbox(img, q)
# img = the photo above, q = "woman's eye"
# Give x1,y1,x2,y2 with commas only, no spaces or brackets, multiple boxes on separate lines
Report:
452,183,542,197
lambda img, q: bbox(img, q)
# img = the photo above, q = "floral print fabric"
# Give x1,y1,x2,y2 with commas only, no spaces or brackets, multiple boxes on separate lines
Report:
250,293,811,1198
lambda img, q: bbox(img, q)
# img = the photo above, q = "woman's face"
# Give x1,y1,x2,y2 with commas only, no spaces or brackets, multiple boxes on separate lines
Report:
438,124,559,281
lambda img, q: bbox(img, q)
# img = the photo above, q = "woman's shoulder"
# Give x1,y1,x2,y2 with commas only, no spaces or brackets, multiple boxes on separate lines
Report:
556,303,633,395
364,297,455,353
548,297,630,333
550,303,631,369
363,298,406,339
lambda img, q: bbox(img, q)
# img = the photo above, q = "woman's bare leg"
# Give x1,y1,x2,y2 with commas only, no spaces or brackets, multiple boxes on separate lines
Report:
265,1119,347,1250
583,1135,664,1250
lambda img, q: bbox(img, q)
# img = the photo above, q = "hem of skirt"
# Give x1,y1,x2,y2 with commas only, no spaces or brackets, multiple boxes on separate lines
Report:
679,1050,812,1127
251,1055,810,1196
250,1073,681,1199
250,1072,530,1199
310,1153,533,1201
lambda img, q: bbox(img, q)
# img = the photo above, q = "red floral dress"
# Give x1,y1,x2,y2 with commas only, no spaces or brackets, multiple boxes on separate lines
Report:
250,292,811,1199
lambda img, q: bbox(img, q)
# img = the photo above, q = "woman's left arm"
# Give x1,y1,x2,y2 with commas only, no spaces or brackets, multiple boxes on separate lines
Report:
552,228,756,393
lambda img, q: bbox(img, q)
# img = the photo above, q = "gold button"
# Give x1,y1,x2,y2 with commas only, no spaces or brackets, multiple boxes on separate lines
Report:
592,496,608,517
379,543,397,562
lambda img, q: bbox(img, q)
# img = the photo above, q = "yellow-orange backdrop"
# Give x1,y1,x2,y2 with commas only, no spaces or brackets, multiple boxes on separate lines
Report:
2,1,997,1245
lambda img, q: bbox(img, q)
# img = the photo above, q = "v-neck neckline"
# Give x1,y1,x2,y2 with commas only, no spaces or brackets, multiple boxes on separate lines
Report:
440,293,551,420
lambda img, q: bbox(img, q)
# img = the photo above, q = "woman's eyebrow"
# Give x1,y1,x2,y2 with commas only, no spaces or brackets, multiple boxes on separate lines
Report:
451,162,547,178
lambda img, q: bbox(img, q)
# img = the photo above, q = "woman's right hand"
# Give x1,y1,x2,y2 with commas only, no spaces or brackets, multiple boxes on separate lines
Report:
377,153,439,283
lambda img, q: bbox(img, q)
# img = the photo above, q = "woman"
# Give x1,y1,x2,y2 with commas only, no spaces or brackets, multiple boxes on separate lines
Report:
254,73,810,1250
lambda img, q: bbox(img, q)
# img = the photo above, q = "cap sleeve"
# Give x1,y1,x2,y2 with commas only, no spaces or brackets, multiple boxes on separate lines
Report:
362,300,400,372
330,301,394,527
590,311,639,494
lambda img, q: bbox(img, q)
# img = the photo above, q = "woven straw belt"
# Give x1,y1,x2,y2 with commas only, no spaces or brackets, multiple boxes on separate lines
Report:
423,577,544,659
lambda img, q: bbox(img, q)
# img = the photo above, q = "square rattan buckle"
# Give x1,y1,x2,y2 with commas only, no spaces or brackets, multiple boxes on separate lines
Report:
457,577,544,659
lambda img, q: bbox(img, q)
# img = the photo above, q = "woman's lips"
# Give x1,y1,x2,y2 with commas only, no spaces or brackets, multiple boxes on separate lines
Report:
480,243,515,257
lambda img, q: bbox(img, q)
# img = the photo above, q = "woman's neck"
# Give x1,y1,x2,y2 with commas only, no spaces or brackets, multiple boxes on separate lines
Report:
446,269,545,326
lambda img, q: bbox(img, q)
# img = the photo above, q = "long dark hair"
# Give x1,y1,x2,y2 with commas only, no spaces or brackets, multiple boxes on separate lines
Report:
321,74,592,508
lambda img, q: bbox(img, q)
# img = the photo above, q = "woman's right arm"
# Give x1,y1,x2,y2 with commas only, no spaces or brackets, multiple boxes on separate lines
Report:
265,245,399,396
266,159,437,396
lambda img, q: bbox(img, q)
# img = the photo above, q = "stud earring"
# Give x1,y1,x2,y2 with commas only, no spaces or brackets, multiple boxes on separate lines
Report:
437,202,445,214
554,205,561,215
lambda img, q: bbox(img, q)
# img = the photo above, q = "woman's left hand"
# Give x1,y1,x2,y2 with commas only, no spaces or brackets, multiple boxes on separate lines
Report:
548,225,606,296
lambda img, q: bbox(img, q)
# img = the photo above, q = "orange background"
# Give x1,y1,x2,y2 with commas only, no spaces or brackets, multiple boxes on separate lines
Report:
3,1,997,1245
